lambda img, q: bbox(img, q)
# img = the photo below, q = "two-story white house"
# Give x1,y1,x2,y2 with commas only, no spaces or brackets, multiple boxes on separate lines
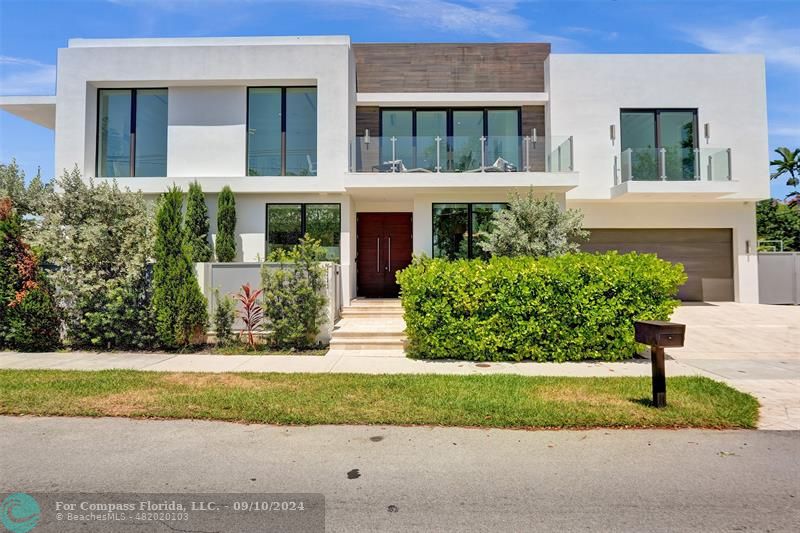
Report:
0,36,769,303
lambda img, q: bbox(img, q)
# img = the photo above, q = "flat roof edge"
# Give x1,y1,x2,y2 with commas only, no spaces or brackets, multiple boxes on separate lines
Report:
68,35,352,48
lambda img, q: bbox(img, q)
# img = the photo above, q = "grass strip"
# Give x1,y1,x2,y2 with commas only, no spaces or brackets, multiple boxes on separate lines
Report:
0,370,758,429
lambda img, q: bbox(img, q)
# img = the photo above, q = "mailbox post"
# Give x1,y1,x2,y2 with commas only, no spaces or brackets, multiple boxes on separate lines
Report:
634,320,686,408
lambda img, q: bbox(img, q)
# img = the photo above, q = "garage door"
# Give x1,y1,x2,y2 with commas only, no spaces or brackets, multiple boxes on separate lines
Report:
583,229,734,301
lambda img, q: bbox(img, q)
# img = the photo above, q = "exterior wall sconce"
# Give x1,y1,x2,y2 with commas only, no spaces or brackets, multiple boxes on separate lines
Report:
531,128,537,147
364,129,371,146
610,124,616,145
704,123,710,144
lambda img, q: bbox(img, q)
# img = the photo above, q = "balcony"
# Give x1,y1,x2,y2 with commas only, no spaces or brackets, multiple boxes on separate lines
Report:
612,147,738,201
352,134,572,173
346,134,577,193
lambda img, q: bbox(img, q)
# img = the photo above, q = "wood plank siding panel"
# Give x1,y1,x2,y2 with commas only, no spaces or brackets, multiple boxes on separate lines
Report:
583,229,734,301
356,106,380,136
521,106,546,171
353,44,551,93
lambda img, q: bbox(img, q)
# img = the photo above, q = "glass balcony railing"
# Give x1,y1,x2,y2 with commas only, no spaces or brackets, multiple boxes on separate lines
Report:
351,135,573,173
619,147,731,182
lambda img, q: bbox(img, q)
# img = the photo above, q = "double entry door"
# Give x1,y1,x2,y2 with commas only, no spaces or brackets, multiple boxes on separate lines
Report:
356,213,413,298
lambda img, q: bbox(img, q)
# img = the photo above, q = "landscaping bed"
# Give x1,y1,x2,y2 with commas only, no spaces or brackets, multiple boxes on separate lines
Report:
0,370,758,429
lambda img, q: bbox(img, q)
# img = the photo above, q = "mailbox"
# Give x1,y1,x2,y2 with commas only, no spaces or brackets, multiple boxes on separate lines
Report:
634,320,686,408
634,321,685,348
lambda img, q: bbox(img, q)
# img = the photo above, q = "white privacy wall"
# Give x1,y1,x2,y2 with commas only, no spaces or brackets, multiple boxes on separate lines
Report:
54,36,353,191
547,54,770,201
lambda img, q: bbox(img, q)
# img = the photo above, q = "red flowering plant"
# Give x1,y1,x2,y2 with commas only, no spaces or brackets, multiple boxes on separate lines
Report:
0,197,60,350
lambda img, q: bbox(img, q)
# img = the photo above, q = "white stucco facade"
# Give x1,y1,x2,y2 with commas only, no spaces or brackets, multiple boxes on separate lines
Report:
0,37,770,302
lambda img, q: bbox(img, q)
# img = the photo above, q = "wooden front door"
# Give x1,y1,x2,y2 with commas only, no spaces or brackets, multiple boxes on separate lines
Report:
356,213,413,298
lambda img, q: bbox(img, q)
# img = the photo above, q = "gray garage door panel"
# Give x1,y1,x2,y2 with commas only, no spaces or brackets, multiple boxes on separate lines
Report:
583,229,734,301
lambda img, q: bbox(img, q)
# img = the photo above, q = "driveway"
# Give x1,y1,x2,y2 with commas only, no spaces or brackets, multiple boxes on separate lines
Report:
669,302,800,430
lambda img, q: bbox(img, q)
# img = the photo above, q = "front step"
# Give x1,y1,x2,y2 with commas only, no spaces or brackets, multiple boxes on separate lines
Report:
331,299,406,350
329,336,407,350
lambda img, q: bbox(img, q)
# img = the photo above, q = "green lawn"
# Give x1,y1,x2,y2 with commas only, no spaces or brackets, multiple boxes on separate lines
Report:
0,370,758,429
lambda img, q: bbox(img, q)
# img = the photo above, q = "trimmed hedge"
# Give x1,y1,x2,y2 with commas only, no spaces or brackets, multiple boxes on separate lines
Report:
396,253,686,362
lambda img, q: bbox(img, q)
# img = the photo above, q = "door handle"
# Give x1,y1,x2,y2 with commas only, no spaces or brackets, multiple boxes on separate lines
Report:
386,236,391,272
376,238,380,273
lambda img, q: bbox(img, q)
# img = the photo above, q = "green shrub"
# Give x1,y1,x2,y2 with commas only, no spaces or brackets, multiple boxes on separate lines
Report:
215,186,236,262
213,289,235,346
34,168,155,350
261,236,327,349
396,253,686,362
6,285,61,352
0,196,60,351
152,187,208,348
184,180,213,262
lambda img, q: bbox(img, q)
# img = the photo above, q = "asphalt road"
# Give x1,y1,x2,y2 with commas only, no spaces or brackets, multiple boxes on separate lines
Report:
1,416,798,532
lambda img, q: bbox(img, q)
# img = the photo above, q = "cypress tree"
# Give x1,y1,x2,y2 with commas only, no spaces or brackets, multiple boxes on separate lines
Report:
152,186,208,348
216,185,237,262
184,180,213,262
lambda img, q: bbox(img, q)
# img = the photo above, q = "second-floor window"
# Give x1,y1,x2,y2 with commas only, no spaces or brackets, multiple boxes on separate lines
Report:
620,109,698,181
97,88,168,177
248,87,317,176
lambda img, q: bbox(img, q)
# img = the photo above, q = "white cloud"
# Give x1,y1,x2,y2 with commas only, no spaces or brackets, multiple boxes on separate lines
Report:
682,16,800,70
105,0,574,45
769,126,800,138
0,56,56,95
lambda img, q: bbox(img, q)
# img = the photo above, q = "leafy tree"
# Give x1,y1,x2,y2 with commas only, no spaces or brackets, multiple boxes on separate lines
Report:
261,236,327,349
0,159,51,217
34,168,155,349
479,190,588,258
216,185,237,262
0,197,60,351
757,199,800,251
770,147,800,205
184,180,213,262
152,186,207,348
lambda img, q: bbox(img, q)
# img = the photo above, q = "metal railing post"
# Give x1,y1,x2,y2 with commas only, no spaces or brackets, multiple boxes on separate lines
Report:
523,136,530,171
658,148,667,180
390,136,397,173
693,148,701,180
435,136,442,172
707,155,713,181
480,136,486,172
726,148,732,181
568,136,574,171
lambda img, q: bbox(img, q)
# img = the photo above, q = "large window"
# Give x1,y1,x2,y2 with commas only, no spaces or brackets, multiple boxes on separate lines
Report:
380,108,521,172
432,203,506,260
266,203,340,261
248,87,317,176
620,109,698,180
97,88,168,177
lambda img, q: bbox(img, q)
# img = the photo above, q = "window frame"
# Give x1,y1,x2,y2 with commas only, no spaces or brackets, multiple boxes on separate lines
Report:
431,202,507,259
619,108,699,151
247,86,318,176
95,87,168,178
265,202,341,260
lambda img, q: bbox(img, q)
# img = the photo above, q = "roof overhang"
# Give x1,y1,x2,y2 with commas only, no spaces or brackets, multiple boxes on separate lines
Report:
0,96,56,129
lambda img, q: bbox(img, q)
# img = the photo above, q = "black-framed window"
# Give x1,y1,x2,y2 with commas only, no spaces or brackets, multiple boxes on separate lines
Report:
97,88,168,177
248,87,317,176
620,109,698,180
380,108,521,172
266,203,340,261
432,203,506,260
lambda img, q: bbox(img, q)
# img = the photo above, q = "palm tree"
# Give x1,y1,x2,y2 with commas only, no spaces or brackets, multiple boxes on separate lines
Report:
770,147,800,205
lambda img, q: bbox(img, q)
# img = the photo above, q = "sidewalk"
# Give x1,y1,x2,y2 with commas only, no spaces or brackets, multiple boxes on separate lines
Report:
0,349,706,377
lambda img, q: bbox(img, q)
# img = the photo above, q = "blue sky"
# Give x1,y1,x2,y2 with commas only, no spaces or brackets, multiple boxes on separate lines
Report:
0,0,797,199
